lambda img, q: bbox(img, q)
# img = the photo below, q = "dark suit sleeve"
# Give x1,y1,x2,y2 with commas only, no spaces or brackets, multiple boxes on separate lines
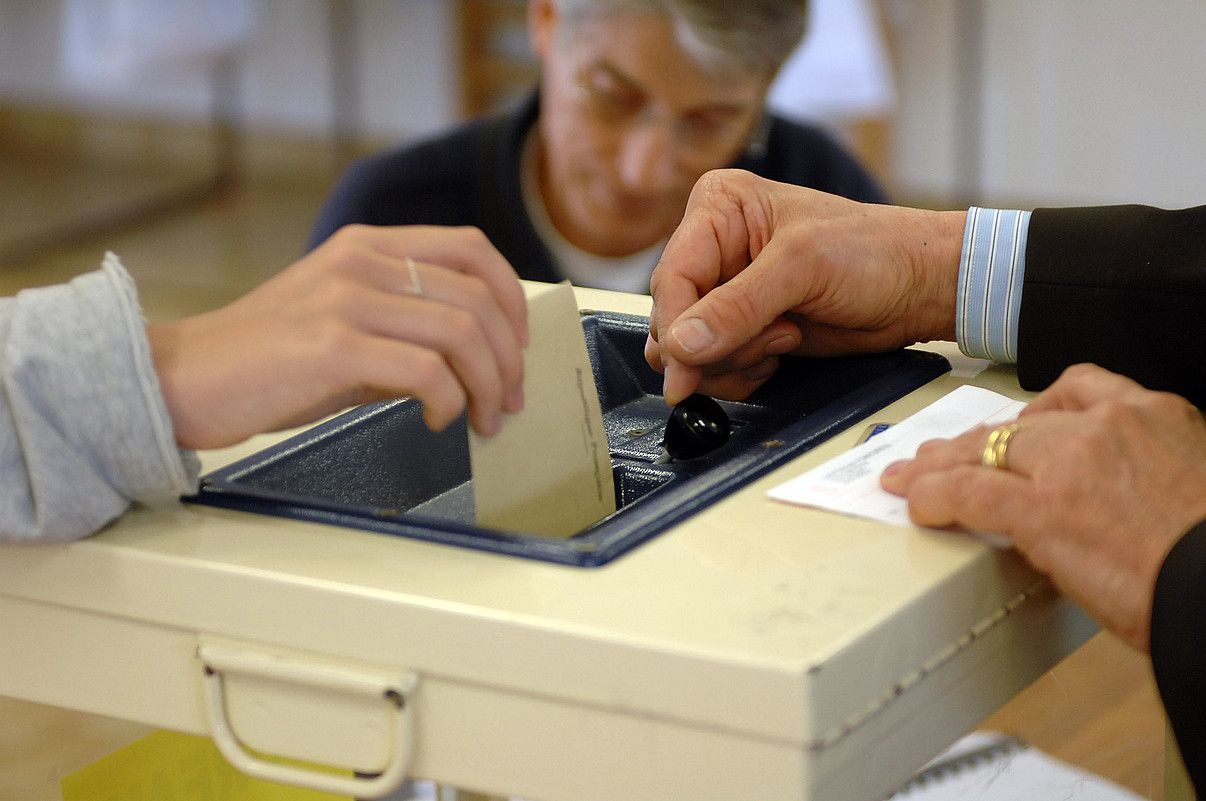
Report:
1151,520,1206,797
1016,205,1206,406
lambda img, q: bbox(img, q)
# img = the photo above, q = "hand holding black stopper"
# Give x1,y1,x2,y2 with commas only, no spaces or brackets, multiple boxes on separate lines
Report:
660,393,732,461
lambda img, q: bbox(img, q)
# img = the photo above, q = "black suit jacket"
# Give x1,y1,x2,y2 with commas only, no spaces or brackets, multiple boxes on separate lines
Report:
308,91,887,285
1018,204,1206,794
1153,521,1206,796
1018,204,1206,407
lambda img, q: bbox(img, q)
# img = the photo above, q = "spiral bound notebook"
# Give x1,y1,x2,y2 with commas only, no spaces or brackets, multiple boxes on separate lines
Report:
887,731,1145,800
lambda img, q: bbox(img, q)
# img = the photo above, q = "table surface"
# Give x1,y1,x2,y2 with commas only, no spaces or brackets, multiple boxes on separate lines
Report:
0,286,1096,801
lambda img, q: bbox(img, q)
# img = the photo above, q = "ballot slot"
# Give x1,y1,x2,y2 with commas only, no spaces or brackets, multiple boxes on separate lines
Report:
187,311,949,566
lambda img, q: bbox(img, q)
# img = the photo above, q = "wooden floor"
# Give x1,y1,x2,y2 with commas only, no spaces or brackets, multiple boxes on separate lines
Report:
0,155,1169,799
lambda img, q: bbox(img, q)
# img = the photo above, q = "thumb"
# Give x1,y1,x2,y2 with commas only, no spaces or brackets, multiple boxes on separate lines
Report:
661,243,807,366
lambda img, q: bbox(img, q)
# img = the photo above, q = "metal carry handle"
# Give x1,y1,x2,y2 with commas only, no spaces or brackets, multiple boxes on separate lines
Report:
198,643,419,799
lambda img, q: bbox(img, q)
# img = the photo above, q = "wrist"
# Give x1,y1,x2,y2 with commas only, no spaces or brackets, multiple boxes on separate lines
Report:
146,318,208,449
911,209,965,342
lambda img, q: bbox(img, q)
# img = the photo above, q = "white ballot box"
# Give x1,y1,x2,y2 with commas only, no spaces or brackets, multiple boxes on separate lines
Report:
0,286,1093,801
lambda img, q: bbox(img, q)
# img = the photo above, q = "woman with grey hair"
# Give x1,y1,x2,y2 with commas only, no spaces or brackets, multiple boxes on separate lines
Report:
554,0,809,77
310,0,883,293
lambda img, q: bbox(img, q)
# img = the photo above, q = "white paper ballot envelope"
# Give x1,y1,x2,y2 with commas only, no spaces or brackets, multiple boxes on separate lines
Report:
469,282,617,538
769,385,1026,535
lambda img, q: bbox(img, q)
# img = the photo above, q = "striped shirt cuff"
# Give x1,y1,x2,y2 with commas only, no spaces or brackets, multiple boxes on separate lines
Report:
956,207,1031,363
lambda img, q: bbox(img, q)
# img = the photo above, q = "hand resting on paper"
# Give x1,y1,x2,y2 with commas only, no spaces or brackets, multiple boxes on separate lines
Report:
880,364,1206,652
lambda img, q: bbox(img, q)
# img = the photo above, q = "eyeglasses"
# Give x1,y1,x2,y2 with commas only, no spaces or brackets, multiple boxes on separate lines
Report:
571,66,757,157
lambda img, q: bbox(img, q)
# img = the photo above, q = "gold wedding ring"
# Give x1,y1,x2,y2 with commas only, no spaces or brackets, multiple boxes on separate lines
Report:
981,423,1021,470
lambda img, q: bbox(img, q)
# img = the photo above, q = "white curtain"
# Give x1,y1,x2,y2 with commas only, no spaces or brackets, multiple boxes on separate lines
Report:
768,0,895,125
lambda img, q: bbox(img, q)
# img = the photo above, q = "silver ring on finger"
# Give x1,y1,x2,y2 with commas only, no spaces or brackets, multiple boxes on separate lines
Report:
404,257,424,297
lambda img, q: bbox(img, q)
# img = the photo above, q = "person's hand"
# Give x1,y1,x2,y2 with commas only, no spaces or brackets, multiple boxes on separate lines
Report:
645,169,966,404
880,364,1206,653
148,224,529,448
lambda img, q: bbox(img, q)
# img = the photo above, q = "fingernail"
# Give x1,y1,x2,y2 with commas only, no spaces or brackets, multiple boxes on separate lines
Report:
506,385,524,412
744,358,778,382
644,337,665,373
879,460,908,491
767,334,798,355
663,362,691,406
671,317,715,354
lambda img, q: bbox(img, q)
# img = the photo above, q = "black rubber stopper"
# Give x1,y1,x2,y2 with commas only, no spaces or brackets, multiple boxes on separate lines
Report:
662,393,732,461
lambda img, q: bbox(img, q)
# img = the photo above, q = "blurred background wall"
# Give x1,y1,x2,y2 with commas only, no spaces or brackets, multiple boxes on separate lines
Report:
0,1,459,145
888,0,1206,209
4,0,1204,209
2,0,1205,305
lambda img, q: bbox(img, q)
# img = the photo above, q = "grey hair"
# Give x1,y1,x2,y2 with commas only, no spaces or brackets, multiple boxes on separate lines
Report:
554,0,809,77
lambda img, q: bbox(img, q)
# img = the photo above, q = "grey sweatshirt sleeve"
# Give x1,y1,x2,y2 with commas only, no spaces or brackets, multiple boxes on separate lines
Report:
0,253,200,542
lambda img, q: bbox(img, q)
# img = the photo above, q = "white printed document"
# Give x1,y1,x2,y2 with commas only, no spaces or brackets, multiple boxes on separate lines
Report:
769,385,1025,529
888,731,1143,800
